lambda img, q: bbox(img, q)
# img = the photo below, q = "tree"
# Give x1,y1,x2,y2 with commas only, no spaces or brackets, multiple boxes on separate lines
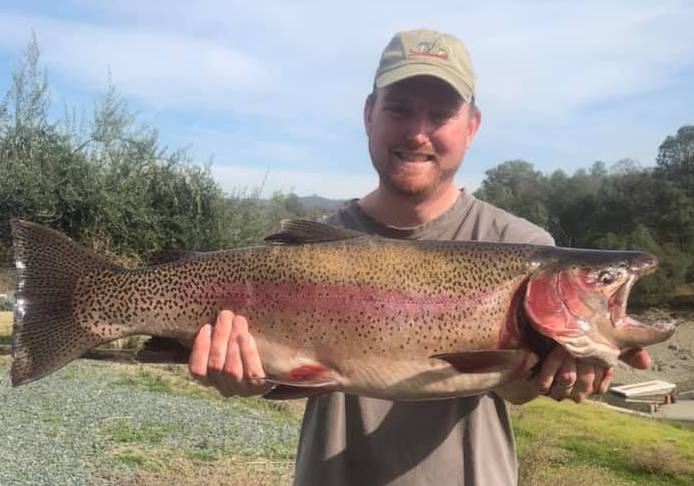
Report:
0,38,252,266
656,125,694,195
474,160,550,228
0,35,86,264
544,167,605,247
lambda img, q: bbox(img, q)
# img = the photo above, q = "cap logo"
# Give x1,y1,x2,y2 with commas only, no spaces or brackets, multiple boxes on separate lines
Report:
408,41,449,60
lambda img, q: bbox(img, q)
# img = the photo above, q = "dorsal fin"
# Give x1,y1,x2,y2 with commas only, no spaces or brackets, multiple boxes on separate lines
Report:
264,219,367,245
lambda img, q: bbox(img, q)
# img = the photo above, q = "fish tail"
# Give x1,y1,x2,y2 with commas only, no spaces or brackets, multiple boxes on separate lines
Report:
10,219,121,386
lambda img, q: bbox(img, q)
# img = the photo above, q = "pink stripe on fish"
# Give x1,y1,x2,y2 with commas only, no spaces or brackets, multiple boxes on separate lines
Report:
187,281,504,318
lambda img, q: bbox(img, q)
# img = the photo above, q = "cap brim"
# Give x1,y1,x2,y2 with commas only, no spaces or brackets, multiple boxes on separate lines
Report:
375,64,472,103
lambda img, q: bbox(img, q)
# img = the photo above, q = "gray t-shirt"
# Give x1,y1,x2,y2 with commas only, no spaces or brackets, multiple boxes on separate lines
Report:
293,191,554,486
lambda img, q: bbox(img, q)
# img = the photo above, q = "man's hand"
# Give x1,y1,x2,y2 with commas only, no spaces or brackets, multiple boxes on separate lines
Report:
536,346,651,403
188,310,274,397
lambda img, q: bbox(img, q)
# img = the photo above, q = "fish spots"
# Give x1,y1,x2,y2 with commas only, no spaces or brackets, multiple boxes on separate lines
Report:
46,234,536,378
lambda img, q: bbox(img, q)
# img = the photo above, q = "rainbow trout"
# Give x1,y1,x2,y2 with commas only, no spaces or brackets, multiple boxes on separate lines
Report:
10,219,674,400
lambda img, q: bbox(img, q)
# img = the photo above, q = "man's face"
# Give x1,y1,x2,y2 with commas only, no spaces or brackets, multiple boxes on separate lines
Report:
364,76,480,199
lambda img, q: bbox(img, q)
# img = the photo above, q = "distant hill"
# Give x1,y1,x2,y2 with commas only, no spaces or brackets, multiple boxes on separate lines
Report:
298,195,348,215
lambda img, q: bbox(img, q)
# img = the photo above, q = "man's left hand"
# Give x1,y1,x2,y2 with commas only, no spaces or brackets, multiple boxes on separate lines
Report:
536,346,651,403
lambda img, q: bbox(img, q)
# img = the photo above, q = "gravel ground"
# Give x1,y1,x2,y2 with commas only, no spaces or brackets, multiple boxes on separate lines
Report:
0,358,300,486
612,310,694,390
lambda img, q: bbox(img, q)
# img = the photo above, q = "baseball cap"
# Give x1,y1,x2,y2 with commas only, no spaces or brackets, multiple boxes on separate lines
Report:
374,28,476,103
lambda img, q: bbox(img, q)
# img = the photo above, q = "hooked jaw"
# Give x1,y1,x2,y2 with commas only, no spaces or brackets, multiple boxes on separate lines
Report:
524,250,674,366
608,254,675,347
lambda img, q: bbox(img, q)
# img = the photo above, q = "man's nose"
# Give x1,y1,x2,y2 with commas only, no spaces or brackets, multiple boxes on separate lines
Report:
403,114,433,144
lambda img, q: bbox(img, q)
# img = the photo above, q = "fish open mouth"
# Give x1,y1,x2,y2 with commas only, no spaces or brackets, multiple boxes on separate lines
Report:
608,274,637,330
609,271,676,341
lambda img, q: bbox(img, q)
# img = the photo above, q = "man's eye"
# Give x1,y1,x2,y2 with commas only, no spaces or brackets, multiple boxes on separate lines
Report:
431,111,454,122
385,105,408,116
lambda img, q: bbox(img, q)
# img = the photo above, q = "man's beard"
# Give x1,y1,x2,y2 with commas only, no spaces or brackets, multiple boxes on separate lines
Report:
373,157,457,200
379,167,442,199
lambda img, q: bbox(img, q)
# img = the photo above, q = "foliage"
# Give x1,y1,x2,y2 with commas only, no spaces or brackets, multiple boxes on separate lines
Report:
475,160,550,228
656,125,694,195
476,133,694,306
0,38,305,267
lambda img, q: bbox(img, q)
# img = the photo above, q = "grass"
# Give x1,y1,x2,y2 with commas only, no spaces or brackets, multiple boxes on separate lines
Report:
512,398,694,485
98,452,294,486
104,420,174,445
91,364,301,485
100,364,694,485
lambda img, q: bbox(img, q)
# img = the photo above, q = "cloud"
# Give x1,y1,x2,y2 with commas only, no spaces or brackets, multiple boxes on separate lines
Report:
4,2,692,123
1,1,692,198
0,11,267,111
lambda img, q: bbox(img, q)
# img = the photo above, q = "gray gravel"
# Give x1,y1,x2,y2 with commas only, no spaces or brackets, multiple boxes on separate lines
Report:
0,359,300,485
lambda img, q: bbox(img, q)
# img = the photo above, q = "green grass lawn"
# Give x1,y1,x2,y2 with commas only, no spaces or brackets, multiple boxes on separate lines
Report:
512,398,694,485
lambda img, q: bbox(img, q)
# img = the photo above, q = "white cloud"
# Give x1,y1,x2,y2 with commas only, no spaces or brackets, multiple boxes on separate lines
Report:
0,12,267,110
4,2,692,122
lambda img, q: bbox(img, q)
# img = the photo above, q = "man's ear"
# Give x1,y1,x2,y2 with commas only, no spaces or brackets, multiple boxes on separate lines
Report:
464,106,482,149
363,94,375,136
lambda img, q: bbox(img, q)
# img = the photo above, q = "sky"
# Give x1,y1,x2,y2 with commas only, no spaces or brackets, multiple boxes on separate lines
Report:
0,1,692,199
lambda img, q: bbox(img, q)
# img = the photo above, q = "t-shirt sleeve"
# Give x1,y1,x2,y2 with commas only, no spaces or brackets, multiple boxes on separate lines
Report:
472,197,556,246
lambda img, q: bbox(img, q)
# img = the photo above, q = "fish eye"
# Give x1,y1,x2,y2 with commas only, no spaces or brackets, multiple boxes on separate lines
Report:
597,270,616,285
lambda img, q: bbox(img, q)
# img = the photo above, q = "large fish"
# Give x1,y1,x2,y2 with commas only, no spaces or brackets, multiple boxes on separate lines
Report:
9,219,674,400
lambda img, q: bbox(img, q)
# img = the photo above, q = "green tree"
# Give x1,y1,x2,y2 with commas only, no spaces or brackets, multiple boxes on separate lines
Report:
656,125,694,195
475,160,550,228
592,224,689,306
0,37,272,266
545,166,606,247
0,36,98,264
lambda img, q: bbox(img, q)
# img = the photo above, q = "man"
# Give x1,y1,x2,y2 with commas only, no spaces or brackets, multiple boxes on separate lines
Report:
189,29,650,485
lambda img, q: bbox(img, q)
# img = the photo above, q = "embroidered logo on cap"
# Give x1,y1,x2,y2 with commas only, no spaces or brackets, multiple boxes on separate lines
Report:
409,41,449,60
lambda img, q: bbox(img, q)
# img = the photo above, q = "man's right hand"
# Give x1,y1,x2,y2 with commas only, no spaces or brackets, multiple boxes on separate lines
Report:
188,310,274,397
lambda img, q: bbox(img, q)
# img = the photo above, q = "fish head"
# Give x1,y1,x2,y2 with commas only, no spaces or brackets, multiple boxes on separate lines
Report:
524,248,675,367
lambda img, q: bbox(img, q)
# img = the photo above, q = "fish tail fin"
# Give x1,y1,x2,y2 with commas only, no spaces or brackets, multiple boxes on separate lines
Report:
10,219,120,386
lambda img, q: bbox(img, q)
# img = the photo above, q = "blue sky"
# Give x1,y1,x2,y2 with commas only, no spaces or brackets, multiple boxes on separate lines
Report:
1,1,692,199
